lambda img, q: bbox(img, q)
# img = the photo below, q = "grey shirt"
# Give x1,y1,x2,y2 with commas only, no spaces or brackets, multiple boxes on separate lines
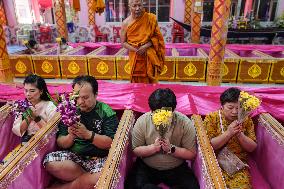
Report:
132,111,197,170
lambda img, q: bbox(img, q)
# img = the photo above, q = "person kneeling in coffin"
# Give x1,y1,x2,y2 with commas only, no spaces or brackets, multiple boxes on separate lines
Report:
43,75,118,189
125,88,199,189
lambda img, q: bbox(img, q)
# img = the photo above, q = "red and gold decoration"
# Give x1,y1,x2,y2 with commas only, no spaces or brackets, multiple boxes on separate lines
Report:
0,0,7,25
54,0,68,39
207,0,231,86
191,0,203,43
184,0,192,24
88,0,96,25
0,24,12,82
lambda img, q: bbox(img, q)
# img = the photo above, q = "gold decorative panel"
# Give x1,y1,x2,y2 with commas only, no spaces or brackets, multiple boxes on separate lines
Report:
41,61,53,74
160,65,168,76
68,61,80,74
124,62,131,75
96,61,109,75
248,64,261,78
15,61,27,74
184,63,197,76
222,64,229,76
280,67,284,77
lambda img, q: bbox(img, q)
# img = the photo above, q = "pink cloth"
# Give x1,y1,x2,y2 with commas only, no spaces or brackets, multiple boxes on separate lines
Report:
1,82,284,122
244,0,253,18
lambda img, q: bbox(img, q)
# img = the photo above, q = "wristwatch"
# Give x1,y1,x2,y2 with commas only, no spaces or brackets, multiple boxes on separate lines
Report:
88,131,95,142
168,144,176,154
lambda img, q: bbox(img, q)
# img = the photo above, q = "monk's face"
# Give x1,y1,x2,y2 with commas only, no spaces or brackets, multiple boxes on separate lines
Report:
129,0,143,18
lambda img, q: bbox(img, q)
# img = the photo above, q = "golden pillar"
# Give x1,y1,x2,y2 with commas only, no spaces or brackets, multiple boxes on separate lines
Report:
207,0,231,86
184,0,192,24
191,0,202,43
54,0,68,39
0,0,7,25
87,0,95,25
0,24,13,82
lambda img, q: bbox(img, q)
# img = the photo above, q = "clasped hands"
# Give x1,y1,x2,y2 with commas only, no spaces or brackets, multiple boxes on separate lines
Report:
68,122,92,140
227,120,245,138
152,138,171,153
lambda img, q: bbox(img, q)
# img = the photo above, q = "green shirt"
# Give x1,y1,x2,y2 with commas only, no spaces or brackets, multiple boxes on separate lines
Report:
57,101,118,158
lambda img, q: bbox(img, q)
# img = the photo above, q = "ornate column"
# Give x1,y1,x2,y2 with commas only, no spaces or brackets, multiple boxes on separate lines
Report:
191,0,202,43
87,0,95,25
0,24,13,82
54,0,68,39
207,0,231,86
184,0,192,24
0,0,7,25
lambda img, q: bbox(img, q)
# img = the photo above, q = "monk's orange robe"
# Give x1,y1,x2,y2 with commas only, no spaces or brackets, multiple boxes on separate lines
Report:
126,12,165,83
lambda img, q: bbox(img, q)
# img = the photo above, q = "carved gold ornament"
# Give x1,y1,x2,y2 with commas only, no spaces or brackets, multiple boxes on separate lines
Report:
15,60,27,73
222,64,229,76
124,62,131,74
97,61,109,75
280,67,284,77
184,63,197,76
68,61,80,74
42,61,53,73
248,64,261,78
160,65,168,75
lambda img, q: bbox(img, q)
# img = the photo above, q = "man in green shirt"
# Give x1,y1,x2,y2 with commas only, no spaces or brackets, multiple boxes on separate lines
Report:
44,75,118,189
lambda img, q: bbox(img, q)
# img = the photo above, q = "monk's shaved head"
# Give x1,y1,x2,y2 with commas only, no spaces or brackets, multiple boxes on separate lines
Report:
129,0,143,5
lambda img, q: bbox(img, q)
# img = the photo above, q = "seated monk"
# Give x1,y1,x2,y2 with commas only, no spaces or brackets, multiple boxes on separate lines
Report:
204,87,257,189
120,0,165,84
125,88,199,189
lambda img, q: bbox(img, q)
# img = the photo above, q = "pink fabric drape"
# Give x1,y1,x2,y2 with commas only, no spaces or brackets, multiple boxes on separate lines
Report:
38,0,52,9
244,0,253,18
31,0,41,23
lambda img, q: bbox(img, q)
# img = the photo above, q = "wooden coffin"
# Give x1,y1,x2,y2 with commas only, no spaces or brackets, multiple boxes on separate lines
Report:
231,49,275,83
88,46,121,80
32,47,61,78
116,48,176,81
175,48,207,81
60,46,100,78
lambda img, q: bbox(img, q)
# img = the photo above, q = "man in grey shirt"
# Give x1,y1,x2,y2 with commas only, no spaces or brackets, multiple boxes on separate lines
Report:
125,88,199,189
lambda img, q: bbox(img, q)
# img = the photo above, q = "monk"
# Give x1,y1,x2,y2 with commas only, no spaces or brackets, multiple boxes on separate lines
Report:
120,0,165,83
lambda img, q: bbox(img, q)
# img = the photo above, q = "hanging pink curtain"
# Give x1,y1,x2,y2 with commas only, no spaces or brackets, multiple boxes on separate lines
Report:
38,0,53,9
31,0,41,23
244,0,253,18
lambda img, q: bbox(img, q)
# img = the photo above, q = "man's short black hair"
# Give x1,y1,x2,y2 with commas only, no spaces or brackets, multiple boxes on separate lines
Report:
61,37,67,44
28,39,37,48
72,75,98,96
148,88,177,111
24,74,50,101
220,87,241,105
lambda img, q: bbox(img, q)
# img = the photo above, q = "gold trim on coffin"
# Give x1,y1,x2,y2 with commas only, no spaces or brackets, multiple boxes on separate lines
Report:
160,65,168,75
41,61,53,73
191,115,226,189
248,64,261,78
96,110,135,188
96,61,109,75
222,64,229,77
0,113,61,187
280,67,284,77
259,113,284,146
15,60,27,73
124,62,131,75
184,62,197,76
68,61,80,74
